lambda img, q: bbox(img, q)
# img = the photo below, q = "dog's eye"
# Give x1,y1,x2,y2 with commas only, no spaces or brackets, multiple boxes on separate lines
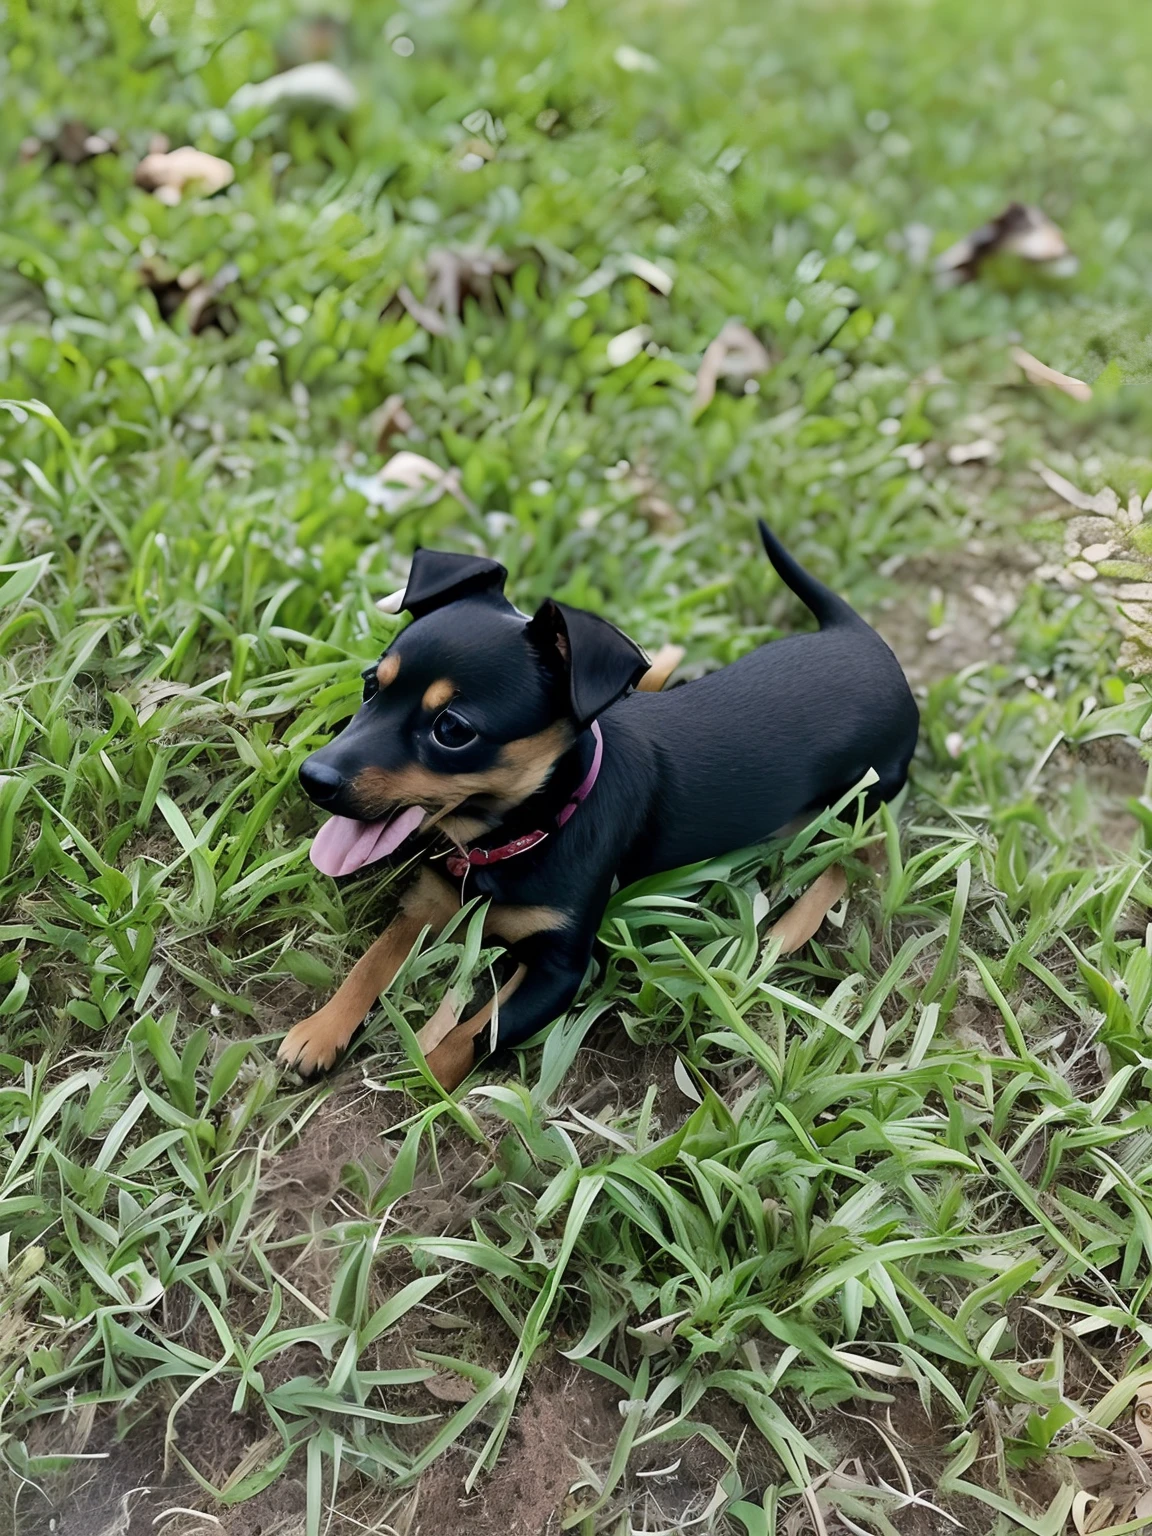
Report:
361,667,378,703
432,709,477,750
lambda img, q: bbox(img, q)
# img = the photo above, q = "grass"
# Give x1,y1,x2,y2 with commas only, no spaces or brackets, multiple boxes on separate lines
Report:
3,0,1152,1530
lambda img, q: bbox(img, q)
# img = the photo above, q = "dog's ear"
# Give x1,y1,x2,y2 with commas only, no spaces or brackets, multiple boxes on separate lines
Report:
395,549,508,620
527,598,650,728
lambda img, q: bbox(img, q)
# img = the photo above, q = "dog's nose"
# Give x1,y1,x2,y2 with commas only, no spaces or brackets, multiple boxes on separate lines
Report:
299,758,345,805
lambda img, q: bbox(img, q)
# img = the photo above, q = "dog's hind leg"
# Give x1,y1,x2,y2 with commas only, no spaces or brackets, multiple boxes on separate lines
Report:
277,868,459,1076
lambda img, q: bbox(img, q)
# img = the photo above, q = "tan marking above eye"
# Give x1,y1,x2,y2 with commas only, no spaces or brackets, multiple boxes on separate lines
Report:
422,678,456,713
376,653,401,688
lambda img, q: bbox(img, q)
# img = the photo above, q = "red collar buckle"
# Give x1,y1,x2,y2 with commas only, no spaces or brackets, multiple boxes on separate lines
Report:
445,830,549,879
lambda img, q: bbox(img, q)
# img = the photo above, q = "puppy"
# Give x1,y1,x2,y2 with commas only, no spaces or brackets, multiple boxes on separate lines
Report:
279,522,918,1088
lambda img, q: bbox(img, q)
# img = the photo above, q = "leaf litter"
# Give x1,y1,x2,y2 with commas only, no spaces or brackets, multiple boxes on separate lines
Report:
935,201,1075,284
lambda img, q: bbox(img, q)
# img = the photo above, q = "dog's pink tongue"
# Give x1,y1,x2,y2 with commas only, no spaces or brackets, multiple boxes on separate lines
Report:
310,806,425,877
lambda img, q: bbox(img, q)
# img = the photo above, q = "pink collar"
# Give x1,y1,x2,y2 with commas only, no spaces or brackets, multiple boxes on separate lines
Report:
445,721,603,878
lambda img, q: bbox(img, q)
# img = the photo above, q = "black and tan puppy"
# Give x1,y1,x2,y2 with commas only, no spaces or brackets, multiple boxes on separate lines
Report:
279,523,918,1088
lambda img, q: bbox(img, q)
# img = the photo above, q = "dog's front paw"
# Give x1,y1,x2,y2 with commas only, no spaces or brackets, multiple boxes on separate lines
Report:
277,1013,344,1077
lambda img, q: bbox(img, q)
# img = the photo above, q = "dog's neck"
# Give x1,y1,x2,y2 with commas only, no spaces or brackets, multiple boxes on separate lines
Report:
441,725,599,852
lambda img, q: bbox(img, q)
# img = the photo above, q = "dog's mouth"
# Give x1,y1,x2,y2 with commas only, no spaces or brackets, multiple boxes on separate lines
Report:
309,805,427,877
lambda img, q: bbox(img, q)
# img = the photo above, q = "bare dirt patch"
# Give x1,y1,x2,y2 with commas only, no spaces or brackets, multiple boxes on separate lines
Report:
409,1360,620,1536
1053,733,1149,853
873,541,1046,687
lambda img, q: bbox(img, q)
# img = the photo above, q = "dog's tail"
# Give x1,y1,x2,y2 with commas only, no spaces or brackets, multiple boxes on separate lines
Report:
757,519,860,630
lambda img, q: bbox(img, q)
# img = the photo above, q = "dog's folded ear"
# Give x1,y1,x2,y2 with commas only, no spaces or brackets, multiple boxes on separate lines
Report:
527,598,650,728
393,549,509,620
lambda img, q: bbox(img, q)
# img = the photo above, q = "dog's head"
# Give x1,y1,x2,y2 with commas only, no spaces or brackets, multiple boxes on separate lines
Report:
301,549,649,877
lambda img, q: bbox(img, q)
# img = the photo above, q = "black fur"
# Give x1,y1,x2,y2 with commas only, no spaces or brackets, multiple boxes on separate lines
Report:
300,523,919,1070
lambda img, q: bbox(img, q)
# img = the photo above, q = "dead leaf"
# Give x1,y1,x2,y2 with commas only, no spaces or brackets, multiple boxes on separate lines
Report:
622,454,682,532
606,325,650,367
619,253,674,294
229,61,358,117
184,264,240,334
576,253,674,298
1072,1490,1097,1536
346,450,453,514
636,644,684,692
396,284,449,337
415,988,465,1055
768,866,848,954
1011,347,1092,402
369,394,416,453
393,248,522,335
692,321,772,415
21,120,119,166
134,146,234,205
947,439,996,465
1032,462,1109,512
422,1372,476,1404
935,202,1072,284
139,259,239,334
1072,1471,1152,1533
376,586,407,614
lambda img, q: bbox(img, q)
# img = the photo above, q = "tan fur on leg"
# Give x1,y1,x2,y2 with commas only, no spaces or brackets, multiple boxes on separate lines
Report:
422,966,526,1091
278,869,459,1075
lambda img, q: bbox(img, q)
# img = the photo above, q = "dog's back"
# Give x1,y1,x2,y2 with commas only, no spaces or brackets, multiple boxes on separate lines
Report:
603,524,919,876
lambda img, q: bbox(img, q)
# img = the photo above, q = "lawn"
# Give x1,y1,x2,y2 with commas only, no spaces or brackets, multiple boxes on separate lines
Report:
3,0,1152,1531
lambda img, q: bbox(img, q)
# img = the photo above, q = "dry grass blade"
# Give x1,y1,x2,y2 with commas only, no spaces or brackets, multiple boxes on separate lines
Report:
692,321,772,414
768,866,847,953
1011,347,1092,402
415,987,465,1054
636,644,684,691
425,247,518,317
397,284,450,336
369,394,416,452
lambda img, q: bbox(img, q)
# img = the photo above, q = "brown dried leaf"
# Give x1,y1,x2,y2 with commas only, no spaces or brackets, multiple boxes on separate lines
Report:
134,146,234,204
369,394,416,453
414,988,465,1055
1072,1490,1099,1535
947,438,996,465
636,644,685,692
423,1372,476,1404
184,263,240,335
768,866,847,954
428,247,516,312
625,454,682,532
1011,347,1092,402
391,248,524,334
139,258,239,334
692,321,772,415
935,202,1071,284
24,120,120,166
